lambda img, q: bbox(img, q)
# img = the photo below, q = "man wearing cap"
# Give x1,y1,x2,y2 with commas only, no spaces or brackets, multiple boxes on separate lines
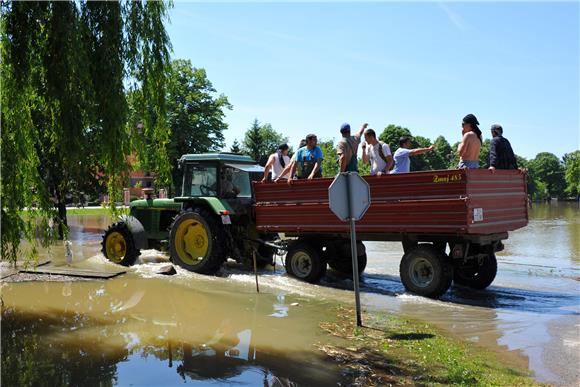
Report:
488,124,518,171
262,143,291,182
457,113,483,169
337,122,367,173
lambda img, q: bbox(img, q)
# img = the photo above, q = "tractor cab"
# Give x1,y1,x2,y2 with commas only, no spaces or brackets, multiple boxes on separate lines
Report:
178,153,263,199
176,153,264,217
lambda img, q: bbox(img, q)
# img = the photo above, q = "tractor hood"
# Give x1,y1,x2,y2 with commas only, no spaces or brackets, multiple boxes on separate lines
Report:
130,198,182,210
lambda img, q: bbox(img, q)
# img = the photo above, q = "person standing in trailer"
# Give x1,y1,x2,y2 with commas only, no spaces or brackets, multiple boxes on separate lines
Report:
262,143,291,182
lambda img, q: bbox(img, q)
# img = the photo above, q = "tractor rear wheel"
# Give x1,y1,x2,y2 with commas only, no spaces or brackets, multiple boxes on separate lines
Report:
169,208,225,274
101,222,140,266
285,241,326,283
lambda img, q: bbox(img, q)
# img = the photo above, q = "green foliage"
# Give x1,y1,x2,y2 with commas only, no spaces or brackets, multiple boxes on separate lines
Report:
449,141,461,168
378,124,412,153
478,139,491,168
1,0,173,263
242,119,263,163
563,150,580,197
528,152,566,198
410,135,432,172
241,119,288,165
357,157,371,176
133,59,232,193
123,0,173,190
432,135,453,170
319,139,338,177
230,139,241,153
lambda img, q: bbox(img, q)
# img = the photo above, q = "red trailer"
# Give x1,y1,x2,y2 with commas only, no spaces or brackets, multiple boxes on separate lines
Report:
254,169,528,298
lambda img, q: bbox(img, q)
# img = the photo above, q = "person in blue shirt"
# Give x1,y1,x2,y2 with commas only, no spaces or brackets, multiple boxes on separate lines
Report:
391,136,434,174
288,133,323,181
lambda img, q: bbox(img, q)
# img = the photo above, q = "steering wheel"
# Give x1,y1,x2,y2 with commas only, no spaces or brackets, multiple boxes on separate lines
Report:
200,185,213,196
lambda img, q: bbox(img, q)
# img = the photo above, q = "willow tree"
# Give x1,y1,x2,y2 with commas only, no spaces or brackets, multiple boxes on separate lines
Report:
0,1,173,263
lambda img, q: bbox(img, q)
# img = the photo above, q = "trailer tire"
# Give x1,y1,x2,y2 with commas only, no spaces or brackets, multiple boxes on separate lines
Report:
169,208,225,274
255,244,276,268
101,222,140,266
454,254,497,290
285,241,326,283
399,244,452,298
328,241,367,276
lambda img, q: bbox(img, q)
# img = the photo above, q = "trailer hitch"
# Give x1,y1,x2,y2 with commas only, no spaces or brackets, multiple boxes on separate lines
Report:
244,238,289,252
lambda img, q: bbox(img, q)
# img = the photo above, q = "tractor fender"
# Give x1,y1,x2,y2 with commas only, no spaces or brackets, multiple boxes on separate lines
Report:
176,197,235,216
119,215,148,250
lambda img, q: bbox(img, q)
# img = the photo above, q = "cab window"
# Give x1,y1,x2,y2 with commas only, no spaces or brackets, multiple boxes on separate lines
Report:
185,164,217,197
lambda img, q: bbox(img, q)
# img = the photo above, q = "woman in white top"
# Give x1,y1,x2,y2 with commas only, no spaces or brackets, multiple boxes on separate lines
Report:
262,143,291,181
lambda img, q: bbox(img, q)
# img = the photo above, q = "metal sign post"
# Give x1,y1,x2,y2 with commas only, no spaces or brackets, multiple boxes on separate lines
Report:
345,174,362,326
329,172,371,327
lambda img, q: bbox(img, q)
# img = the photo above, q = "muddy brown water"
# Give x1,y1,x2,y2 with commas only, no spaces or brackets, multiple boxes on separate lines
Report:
1,202,579,386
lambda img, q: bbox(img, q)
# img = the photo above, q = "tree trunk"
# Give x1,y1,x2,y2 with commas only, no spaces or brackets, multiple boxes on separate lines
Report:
56,200,68,240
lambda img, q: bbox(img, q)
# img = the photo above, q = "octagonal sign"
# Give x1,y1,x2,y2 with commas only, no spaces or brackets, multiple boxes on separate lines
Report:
328,172,371,222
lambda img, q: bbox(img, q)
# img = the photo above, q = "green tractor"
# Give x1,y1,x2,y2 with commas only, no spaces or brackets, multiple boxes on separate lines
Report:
101,153,276,273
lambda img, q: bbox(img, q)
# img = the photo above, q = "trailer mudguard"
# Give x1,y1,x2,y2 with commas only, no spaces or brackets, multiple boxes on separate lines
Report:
119,215,148,250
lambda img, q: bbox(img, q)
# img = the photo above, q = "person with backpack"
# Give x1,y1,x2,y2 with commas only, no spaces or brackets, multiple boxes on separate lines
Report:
337,122,367,173
274,139,307,182
262,143,291,182
361,128,393,175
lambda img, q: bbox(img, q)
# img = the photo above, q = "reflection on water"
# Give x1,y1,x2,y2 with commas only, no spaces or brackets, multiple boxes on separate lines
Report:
1,277,343,386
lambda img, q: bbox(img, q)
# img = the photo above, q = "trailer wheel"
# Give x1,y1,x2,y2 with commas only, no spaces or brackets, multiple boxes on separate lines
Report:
454,254,497,290
169,208,225,274
102,222,140,266
285,241,326,283
399,245,452,298
327,241,367,276
255,244,276,268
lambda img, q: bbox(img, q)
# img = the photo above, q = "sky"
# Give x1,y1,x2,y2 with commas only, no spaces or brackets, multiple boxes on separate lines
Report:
166,1,579,160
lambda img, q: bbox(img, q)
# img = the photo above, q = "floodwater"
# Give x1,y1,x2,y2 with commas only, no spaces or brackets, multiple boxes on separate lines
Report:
1,202,579,386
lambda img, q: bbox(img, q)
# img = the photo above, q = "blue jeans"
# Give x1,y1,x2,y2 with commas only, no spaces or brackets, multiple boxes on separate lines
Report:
458,160,479,169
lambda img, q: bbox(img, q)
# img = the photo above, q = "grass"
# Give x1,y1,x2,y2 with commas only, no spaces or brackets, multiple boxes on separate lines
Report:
318,305,540,386
19,207,122,217
65,207,112,216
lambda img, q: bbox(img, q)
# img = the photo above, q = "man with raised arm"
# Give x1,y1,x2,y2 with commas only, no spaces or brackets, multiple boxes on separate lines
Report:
337,122,367,173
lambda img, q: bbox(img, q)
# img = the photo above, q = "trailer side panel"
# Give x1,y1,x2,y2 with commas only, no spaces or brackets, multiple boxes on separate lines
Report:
254,169,528,236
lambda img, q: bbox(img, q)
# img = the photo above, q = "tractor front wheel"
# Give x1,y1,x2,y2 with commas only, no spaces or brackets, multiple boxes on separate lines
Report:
101,222,140,266
169,208,225,274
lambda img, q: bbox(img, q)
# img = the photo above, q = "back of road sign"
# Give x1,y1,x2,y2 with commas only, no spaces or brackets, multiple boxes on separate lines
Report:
328,172,371,221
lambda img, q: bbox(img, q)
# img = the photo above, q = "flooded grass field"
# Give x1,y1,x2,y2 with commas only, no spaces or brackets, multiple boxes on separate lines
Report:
1,202,578,385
